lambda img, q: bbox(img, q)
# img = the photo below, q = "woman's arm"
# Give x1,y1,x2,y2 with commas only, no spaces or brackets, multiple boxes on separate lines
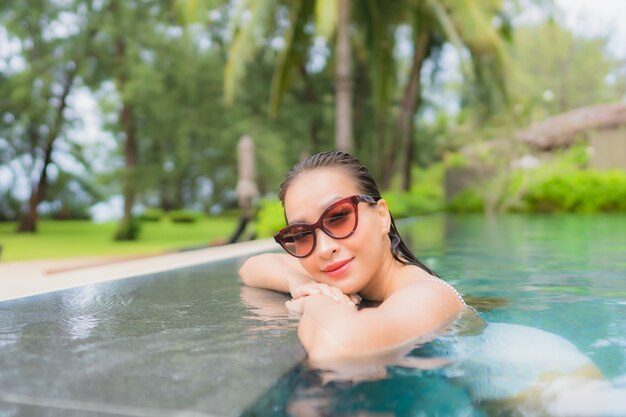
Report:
296,279,465,362
239,253,314,294
239,253,360,308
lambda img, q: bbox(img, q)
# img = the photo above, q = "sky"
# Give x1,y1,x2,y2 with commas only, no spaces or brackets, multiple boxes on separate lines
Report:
421,0,626,117
555,0,626,59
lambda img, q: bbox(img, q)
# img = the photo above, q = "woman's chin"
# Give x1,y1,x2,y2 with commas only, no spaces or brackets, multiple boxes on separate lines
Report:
336,280,362,296
314,272,362,295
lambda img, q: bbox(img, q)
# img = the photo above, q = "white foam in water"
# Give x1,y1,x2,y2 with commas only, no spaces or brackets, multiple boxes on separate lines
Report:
590,338,611,348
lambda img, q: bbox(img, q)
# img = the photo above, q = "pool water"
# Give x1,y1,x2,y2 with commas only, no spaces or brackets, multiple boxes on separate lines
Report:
0,261,303,416
1,214,624,416
405,214,625,379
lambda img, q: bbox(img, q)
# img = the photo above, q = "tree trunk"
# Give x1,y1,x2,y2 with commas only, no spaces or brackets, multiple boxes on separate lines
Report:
174,174,185,209
401,123,416,191
335,0,352,153
352,60,368,158
18,66,77,233
400,30,430,191
114,36,139,241
373,106,388,184
381,29,431,190
121,103,137,219
299,65,321,153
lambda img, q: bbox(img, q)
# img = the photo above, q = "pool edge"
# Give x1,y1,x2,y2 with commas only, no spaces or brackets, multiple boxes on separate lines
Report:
0,239,276,302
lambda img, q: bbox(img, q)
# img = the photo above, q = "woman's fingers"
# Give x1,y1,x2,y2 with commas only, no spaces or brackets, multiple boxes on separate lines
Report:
317,284,341,301
349,294,362,305
291,283,322,298
285,298,305,314
318,285,352,305
291,283,357,307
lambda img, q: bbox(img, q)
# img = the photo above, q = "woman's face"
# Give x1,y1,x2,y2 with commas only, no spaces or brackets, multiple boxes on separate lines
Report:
283,168,391,294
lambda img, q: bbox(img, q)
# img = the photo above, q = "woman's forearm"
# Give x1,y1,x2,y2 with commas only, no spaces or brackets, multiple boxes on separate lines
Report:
297,286,455,362
298,295,359,360
239,253,313,294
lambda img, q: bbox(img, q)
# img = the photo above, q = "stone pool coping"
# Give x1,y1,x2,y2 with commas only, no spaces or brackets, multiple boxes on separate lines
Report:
0,239,277,302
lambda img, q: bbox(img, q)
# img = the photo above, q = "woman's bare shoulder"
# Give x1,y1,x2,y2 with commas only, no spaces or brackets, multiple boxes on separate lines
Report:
380,270,466,320
401,265,463,300
409,275,465,305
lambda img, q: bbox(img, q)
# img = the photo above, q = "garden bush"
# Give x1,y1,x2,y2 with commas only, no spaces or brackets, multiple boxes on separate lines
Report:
447,188,485,213
138,207,165,222
52,204,92,220
255,198,285,238
383,182,444,219
383,163,445,218
523,170,626,213
114,217,141,241
168,209,203,223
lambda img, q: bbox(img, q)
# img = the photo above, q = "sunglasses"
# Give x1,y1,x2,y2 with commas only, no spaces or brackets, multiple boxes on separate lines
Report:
274,195,377,258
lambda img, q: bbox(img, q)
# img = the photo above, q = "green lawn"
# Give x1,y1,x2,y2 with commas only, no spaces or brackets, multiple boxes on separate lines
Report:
0,217,240,262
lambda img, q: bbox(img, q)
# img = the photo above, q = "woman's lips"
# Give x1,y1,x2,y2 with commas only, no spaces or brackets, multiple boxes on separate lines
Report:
322,258,354,278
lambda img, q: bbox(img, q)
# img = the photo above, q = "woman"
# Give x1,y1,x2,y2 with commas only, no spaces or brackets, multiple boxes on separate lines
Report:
240,150,466,362
239,151,626,415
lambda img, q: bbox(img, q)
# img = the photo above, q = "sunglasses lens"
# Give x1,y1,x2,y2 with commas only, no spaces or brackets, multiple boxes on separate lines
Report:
322,201,357,238
276,197,361,258
280,225,315,257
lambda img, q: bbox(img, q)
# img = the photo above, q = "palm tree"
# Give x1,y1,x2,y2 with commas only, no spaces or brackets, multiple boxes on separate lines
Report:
334,0,352,152
221,0,356,153
371,0,510,189
194,0,510,186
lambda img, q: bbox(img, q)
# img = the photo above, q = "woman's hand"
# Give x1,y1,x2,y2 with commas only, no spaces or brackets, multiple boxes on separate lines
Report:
291,280,361,304
286,281,361,314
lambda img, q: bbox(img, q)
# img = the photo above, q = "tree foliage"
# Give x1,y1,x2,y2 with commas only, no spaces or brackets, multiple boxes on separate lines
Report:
509,21,623,120
0,0,99,231
1,0,624,237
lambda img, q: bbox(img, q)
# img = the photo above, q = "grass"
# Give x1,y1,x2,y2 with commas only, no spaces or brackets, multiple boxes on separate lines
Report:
0,217,239,262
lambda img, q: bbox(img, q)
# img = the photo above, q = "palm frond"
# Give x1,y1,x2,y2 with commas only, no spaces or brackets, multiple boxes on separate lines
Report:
224,0,276,106
315,0,337,39
173,0,206,24
425,0,474,81
269,0,314,116
357,0,396,119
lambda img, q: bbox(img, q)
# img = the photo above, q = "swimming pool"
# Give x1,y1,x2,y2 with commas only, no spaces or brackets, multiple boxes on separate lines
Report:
0,214,624,416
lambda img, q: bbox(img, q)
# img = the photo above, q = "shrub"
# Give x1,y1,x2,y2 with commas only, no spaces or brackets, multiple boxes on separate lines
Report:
114,217,141,241
138,207,164,222
52,205,92,220
383,185,444,219
38,201,91,220
409,181,445,213
220,208,243,218
441,143,621,214
447,188,484,213
443,152,469,168
523,170,626,213
383,163,445,218
168,209,203,223
255,198,285,238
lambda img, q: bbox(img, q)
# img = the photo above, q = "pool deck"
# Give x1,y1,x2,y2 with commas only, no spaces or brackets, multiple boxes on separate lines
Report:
0,239,277,302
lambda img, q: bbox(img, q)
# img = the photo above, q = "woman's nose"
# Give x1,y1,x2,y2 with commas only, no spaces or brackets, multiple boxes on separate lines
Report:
315,229,338,259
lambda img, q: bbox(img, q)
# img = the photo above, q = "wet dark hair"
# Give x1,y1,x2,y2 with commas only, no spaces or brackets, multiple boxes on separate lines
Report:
278,151,437,276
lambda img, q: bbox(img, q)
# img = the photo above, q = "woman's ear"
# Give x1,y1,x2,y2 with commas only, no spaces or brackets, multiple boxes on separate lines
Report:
375,199,392,234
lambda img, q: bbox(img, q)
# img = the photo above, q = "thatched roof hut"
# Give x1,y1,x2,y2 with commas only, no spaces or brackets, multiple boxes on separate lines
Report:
450,102,626,202
514,102,626,149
